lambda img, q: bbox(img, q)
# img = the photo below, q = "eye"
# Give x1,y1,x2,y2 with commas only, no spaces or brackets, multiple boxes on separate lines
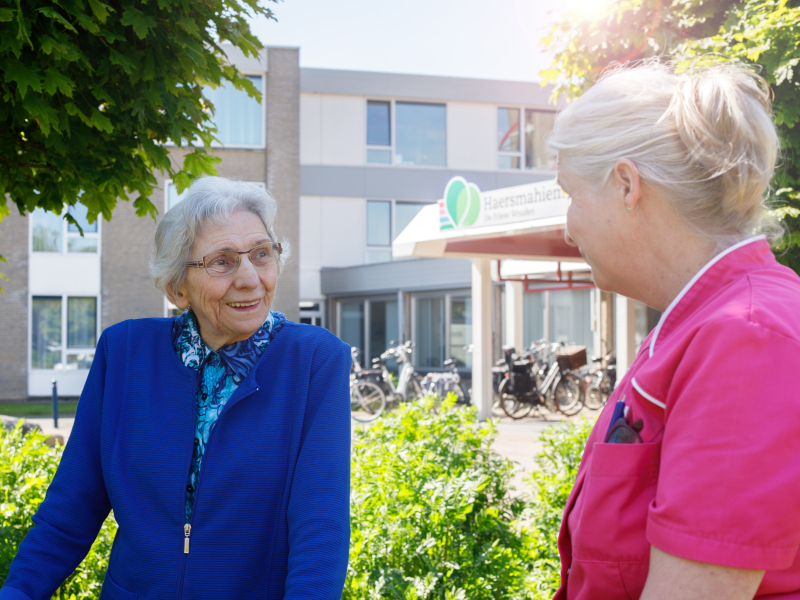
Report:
255,249,269,258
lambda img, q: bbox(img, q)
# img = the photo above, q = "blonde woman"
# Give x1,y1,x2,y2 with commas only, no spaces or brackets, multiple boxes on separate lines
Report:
549,63,800,599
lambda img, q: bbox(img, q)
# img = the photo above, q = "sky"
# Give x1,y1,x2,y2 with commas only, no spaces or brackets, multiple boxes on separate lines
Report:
247,0,573,83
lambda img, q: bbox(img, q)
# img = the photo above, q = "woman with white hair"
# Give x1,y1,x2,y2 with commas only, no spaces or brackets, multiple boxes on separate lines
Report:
0,177,351,600
549,63,800,599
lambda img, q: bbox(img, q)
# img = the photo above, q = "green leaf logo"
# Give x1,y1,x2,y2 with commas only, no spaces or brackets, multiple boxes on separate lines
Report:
444,177,481,228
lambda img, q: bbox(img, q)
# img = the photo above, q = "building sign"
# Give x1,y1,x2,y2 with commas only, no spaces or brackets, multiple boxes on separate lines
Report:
438,177,569,231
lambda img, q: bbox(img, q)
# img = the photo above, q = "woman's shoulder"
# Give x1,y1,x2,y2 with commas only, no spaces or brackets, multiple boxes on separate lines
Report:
277,321,350,365
101,317,176,347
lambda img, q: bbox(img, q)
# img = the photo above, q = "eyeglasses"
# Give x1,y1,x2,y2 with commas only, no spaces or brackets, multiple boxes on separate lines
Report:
186,243,282,277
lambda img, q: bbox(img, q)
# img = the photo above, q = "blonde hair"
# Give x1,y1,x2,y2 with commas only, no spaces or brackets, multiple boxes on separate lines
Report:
547,60,780,247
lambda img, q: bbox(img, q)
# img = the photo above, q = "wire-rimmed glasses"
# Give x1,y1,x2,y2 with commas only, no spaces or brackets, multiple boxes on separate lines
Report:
186,242,282,277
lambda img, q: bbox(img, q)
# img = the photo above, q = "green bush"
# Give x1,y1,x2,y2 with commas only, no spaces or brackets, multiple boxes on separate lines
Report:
0,421,117,599
0,403,596,600
523,419,595,600
346,395,533,600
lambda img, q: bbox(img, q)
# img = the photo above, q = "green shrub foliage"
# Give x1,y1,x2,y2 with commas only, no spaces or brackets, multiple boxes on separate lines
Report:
0,422,117,598
524,419,595,600
346,395,532,600
0,402,597,599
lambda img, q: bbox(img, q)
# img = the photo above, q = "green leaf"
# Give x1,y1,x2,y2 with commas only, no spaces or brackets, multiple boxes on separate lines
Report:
87,0,112,23
0,8,14,22
42,70,75,97
36,7,78,33
120,6,156,39
90,109,113,132
3,59,42,99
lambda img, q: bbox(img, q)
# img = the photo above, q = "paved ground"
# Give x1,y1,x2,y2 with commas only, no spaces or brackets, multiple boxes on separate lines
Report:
18,416,75,445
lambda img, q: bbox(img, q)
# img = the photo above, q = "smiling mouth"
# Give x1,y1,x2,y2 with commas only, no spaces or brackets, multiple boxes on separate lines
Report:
228,300,260,309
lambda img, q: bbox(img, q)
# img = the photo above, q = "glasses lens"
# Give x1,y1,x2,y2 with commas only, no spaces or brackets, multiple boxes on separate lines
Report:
204,252,238,276
250,245,277,269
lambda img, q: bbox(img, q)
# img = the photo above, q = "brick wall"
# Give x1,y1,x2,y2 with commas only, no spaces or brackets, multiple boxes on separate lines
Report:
0,212,29,399
101,197,164,330
266,47,301,323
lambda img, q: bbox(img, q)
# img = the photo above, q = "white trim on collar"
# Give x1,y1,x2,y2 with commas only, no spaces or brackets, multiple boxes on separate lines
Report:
648,234,766,358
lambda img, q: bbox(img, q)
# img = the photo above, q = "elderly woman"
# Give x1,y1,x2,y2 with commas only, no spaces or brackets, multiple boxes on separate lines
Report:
0,177,351,600
549,63,800,599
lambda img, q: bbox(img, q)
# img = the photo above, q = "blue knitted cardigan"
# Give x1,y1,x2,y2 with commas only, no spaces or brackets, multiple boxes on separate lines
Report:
0,318,351,600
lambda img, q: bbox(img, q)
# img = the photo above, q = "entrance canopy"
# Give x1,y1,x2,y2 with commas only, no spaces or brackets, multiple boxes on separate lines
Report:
393,177,582,262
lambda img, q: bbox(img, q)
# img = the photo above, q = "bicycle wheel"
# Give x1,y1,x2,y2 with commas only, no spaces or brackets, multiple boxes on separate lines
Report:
499,378,533,419
453,382,469,404
584,383,607,411
405,376,425,402
554,373,584,416
350,380,386,422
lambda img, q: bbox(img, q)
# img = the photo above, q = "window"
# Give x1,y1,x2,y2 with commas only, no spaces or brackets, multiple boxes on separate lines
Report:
203,75,264,147
366,200,392,264
497,108,521,169
31,206,99,254
415,293,472,371
339,301,364,354
364,200,430,264
66,204,98,253
396,102,446,166
449,297,472,368
31,295,98,370
367,101,392,164
32,210,62,252
497,107,557,171
416,297,446,368
525,110,557,171
366,100,447,167
395,202,427,238
368,300,398,364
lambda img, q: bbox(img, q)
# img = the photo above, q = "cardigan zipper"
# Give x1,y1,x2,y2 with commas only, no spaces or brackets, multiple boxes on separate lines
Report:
177,382,259,599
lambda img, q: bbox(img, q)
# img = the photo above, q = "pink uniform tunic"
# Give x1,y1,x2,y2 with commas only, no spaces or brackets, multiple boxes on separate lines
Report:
555,236,800,599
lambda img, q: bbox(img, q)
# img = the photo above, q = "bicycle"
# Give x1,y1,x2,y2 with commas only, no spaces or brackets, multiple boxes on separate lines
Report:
498,342,585,419
582,350,616,410
369,340,424,407
349,346,387,422
420,348,470,409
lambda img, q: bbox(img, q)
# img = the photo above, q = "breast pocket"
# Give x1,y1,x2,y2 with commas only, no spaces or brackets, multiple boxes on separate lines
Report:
571,440,661,599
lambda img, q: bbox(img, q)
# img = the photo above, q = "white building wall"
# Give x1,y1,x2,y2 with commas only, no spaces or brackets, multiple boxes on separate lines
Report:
321,94,364,165
447,102,496,171
300,194,367,300
300,93,322,164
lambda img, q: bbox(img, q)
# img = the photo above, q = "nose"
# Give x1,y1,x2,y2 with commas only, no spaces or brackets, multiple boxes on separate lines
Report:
564,224,578,248
233,255,260,288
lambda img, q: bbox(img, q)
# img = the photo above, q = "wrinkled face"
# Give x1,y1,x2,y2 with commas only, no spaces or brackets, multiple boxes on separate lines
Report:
173,210,278,350
558,167,632,293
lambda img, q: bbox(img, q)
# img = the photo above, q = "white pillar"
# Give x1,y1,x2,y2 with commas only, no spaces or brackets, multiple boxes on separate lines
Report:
471,258,493,421
504,281,524,351
543,290,551,342
614,294,636,377
591,289,602,362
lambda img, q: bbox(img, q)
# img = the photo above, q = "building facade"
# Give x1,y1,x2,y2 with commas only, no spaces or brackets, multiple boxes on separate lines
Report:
0,45,657,400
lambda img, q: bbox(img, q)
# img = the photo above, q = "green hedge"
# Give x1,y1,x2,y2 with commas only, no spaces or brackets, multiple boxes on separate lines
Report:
0,401,594,599
0,422,117,599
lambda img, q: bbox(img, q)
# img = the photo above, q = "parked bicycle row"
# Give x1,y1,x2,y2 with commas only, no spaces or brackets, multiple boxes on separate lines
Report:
492,341,616,419
349,341,469,422
349,339,617,422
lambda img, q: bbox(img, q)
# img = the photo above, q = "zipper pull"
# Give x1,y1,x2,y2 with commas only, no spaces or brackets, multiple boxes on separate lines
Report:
184,524,191,554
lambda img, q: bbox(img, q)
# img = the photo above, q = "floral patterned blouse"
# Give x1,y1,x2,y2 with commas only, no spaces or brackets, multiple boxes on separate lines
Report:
172,309,287,523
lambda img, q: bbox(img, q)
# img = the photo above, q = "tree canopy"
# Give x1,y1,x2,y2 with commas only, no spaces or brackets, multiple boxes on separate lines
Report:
540,0,800,273
0,0,275,229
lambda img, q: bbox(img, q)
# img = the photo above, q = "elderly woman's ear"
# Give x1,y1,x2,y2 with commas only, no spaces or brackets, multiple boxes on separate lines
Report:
167,283,190,311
